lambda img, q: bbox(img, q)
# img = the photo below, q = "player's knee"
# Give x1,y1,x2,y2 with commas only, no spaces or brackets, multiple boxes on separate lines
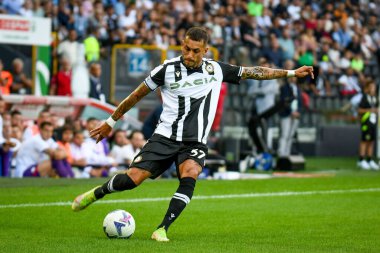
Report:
127,167,151,185
180,160,202,179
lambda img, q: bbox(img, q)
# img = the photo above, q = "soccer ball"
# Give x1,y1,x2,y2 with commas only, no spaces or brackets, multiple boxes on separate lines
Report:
103,210,136,239
254,152,273,171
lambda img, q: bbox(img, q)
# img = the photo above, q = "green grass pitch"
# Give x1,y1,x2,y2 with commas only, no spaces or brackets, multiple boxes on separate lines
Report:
1,157,379,253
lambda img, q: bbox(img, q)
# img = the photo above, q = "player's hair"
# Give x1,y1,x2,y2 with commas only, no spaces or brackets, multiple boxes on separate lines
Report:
185,27,209,45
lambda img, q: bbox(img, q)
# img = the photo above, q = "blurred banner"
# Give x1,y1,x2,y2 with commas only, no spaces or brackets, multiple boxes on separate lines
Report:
0,14,52,95
0,14,51,46
34,46,50,96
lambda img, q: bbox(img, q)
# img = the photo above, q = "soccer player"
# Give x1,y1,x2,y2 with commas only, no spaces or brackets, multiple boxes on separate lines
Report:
72,27,314,242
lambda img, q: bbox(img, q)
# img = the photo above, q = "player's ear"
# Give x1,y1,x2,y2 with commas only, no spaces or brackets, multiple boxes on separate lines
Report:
203,45,209,55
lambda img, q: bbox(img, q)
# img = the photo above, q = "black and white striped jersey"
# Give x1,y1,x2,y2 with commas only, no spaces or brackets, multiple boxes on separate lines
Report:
144,56,242,144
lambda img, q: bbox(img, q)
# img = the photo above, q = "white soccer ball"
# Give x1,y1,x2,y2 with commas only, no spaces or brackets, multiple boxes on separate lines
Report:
103,210,136,239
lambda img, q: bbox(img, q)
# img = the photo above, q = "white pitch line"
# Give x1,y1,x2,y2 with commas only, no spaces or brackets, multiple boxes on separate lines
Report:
0,188,379,209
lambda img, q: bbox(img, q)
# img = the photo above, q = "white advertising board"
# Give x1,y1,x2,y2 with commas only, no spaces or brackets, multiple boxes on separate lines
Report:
0,14,51,46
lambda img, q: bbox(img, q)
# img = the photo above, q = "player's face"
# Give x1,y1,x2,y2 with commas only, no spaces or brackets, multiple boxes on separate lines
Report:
181,37,208,69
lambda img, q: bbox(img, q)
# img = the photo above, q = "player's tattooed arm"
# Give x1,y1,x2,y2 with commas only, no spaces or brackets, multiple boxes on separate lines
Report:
111,82,151,120
241,66,288,80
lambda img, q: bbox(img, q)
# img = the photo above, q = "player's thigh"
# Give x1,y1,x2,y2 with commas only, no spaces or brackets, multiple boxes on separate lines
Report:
177,142,208,179
130,134,179,179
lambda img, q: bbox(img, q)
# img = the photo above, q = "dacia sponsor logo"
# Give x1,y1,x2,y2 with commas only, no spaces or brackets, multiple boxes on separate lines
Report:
170,76,217,90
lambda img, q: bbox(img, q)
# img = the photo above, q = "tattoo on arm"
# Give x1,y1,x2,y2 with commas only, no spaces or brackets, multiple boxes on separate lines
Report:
241,67,288,80
111,83,151,120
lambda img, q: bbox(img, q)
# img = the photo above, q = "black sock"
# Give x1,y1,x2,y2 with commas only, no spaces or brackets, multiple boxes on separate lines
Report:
158,177,196,231
94,174,137,199
359,156,364,161
366,157,371,162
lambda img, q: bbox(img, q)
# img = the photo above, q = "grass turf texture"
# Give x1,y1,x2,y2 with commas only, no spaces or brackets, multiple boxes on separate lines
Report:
1,157,379,253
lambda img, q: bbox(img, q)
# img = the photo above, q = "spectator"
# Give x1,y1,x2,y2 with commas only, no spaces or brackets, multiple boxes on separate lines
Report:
84,27,101,62
278,76,303,157
10,110,24,131
331,22,351,49
350,53,364,73
287,0,302,21
110,129,130,168
10,58,32,95
0,97,7,143
22,109,51,141
261,35,284,67
240,15,261,63
57,29,83,67
19,0,33,17
56,124,74,166
15,121,71,178
278,28,295,61
247,0,264,17
104,4,123,45
74,5,89,40
357,80,379,170
124,130,146,165
50,56,72,96
84,117,116,177
0,59,13,95
247,58,280,154
338,67,362,97
70,130,90,177
88,62,105,102
1,121,20,177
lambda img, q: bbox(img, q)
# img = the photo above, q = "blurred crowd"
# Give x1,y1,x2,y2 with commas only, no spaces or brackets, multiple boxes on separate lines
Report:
0,0,379,98
0,0,380,176
0,102,147,178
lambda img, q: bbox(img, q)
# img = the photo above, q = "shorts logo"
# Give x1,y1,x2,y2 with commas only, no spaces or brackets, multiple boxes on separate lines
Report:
134,155,143,163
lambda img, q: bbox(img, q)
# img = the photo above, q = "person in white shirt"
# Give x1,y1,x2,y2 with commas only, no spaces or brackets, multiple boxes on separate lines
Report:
15,122,69,178
110,129,130,168
84,118,117,177
124,130,146,165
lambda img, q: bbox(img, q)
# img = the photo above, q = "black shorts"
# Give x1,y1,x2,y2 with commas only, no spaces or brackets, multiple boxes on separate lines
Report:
361,123,376,141
129,134,208,179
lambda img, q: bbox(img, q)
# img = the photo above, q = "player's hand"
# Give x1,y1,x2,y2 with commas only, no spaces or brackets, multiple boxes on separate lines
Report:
89,122,112,143
295,66,314,79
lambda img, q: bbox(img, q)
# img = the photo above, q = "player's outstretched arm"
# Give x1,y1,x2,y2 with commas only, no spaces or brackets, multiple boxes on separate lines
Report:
241,65,314,80
90,82,151,143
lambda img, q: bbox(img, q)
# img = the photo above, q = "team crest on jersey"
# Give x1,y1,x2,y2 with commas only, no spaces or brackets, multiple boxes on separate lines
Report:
205,63,214,75
134,155,143,163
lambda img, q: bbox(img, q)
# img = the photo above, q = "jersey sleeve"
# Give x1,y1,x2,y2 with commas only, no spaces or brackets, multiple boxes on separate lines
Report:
217,61,243,84
144,64,166,91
